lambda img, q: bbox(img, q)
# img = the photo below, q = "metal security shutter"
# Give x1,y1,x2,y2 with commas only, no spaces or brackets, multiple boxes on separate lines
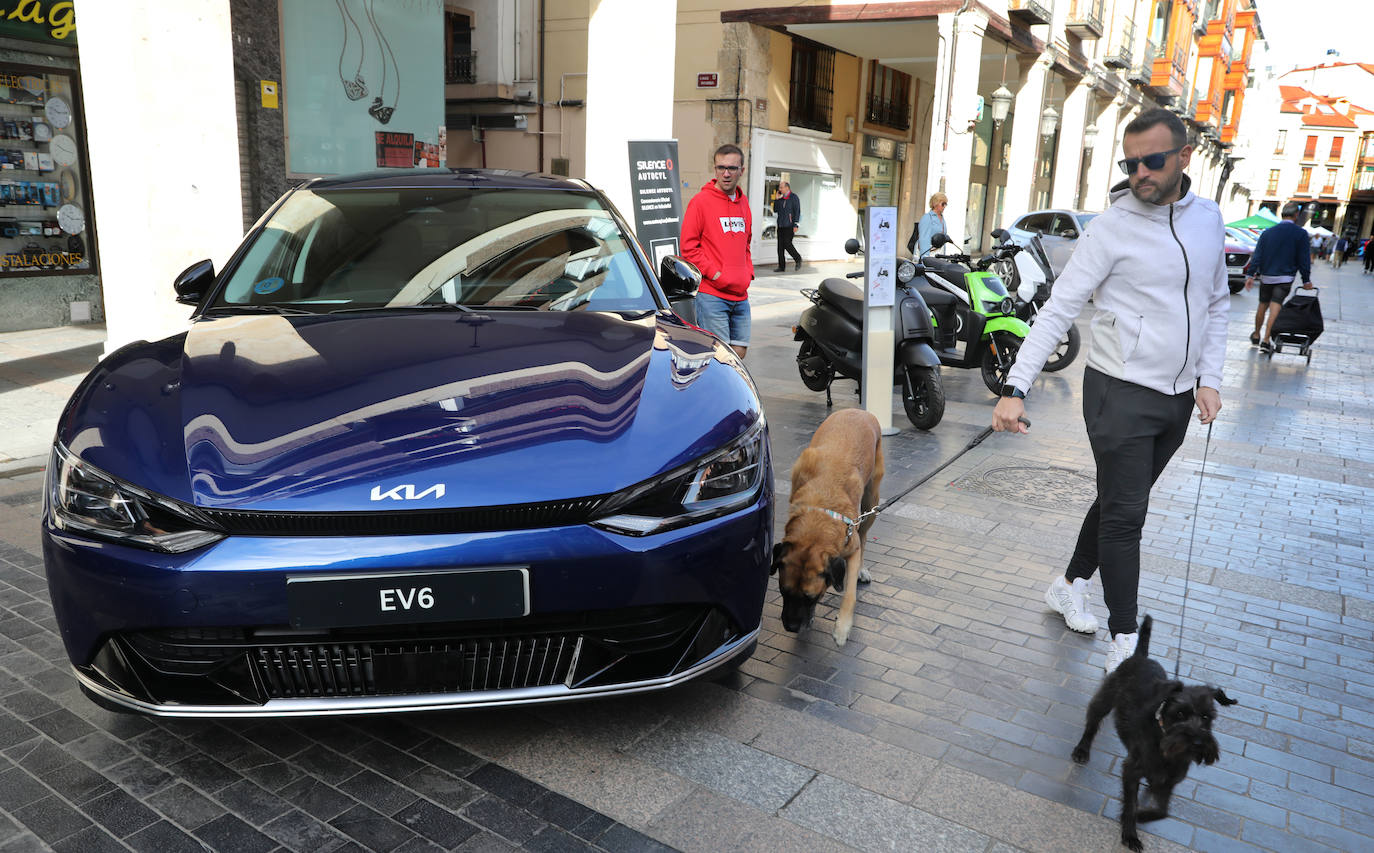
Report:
234,79,255,234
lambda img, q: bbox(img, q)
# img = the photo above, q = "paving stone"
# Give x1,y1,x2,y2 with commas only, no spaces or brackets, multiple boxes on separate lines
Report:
47,824,128,853
81,787,159,838
11,795,92,845
644,786,849,853
782,773,988,852
627,721,815,813
460,794,546,845
329,803,419,853
392,797,480,846
193,813,279,853
145,781,229,830
259,807,348,853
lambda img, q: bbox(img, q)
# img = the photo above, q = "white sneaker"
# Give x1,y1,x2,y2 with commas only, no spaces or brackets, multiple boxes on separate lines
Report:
1044,575,1098,633
1105,631,1139,673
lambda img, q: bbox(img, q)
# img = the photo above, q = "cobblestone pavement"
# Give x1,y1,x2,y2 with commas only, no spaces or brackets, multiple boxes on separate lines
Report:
1,259,1372,852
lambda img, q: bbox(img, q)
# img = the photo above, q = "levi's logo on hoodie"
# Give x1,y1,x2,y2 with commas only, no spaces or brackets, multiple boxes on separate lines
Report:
718,216,746,234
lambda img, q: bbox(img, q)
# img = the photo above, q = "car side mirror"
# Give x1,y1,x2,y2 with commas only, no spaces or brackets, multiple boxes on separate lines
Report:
1061,229,1078,239
174,259,215,306
659,255,701,301
844,238,861,255
930,232,949,249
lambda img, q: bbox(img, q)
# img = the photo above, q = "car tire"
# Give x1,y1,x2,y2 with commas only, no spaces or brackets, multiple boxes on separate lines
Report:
1228,279,1245,294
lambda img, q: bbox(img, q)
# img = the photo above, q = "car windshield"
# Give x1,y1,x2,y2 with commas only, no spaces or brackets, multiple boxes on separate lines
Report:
213,187,657,313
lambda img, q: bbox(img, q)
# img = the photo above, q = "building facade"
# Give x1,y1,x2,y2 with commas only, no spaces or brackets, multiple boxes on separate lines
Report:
2,1,1275,337
1238,62,1374,242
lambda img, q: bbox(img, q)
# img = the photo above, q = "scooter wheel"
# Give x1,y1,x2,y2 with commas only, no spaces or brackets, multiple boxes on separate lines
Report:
1040,324,1080,373
903,365,944,430
797,338,835,391
981,336,1021,395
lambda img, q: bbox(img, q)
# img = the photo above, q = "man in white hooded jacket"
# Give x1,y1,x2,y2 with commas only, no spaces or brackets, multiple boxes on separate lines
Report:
991,108,1228,673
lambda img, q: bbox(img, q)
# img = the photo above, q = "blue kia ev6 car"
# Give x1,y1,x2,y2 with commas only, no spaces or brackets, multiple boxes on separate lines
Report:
42,169,772,717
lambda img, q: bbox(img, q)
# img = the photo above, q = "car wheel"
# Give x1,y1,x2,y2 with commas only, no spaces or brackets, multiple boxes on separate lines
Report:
1040,324,1081,373
797,337,834,392
1229,279,1245,294
902,366,944,430
980,335,1021,395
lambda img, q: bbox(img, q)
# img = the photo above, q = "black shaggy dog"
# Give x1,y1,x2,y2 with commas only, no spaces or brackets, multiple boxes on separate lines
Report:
1071,615,1238,851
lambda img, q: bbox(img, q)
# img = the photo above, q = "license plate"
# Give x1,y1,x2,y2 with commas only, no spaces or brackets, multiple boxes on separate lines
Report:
286,568,529,629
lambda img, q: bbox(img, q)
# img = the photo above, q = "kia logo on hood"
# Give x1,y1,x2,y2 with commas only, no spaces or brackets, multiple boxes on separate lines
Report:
371,484,446,501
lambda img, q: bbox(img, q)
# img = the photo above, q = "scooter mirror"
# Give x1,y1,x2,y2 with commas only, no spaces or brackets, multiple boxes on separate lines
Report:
929,233,949,249
990,228,1008,240
844,238,861,255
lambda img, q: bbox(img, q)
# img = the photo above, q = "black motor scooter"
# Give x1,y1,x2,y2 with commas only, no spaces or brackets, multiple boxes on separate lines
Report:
793,239,945,430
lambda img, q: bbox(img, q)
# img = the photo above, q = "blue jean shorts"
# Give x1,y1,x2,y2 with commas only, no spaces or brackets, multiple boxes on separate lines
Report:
694,292,751,347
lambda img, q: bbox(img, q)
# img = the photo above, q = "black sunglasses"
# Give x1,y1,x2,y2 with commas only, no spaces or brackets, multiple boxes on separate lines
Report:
1118,146,1183,175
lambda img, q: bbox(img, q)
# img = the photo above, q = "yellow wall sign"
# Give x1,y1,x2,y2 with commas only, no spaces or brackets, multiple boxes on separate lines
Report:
260,80,279,110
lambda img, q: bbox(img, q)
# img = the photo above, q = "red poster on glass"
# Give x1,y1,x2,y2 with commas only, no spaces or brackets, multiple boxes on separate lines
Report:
375,131,416,168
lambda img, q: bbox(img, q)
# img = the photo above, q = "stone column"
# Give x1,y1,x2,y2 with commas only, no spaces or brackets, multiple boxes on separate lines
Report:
584,0,677,219
1084,95,1123,209
1051,77,1090,208
75,0,243,353
923,10,987,245
1004,55,1049,217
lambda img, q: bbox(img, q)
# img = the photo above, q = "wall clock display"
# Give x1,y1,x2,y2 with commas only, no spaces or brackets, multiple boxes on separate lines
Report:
32,120,51,142
45,96,71,128
57,203,84,235
50,133,77,167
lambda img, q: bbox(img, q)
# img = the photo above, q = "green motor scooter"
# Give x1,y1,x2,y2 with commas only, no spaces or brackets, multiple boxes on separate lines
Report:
915,232,1031,394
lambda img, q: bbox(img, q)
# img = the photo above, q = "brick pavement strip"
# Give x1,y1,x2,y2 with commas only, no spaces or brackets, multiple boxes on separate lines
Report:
4,266,1374,851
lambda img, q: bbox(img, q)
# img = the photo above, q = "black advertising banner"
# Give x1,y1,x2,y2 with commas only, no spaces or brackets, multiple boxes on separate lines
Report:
626,140,684,268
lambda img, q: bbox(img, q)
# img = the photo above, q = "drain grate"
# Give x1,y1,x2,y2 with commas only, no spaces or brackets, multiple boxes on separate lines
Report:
949,456,1097,509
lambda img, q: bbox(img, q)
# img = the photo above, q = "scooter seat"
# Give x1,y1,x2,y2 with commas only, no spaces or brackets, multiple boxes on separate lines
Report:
819,277,865,323
921,257,967,284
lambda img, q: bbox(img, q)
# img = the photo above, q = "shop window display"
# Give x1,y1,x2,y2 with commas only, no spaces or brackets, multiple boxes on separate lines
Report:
763,167,831,240
0,64,92,276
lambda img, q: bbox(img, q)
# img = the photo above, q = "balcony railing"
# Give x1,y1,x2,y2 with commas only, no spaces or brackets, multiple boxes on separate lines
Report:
1007,0,1052,27
1356,169,1374,192
1105,19,1135,68
1066,0,1105,39
446,51,477,84
865,94,911,131
1128,39,1156,86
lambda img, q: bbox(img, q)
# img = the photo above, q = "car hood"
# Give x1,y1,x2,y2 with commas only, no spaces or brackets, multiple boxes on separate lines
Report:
59,311,758,512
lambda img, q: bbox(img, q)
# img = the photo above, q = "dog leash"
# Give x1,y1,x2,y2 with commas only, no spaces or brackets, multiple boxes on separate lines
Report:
1175,420,1212,680
869,417,1029,517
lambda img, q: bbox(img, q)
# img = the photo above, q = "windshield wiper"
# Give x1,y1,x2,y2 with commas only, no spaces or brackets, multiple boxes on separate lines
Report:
204,304,314,316
325,302,476,314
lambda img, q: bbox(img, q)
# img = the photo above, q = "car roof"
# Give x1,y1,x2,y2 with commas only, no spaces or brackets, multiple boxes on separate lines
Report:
305,168,595,193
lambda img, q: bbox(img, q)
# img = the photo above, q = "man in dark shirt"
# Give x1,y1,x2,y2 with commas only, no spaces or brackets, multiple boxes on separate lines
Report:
772,182,802,272
1243,202,1313,348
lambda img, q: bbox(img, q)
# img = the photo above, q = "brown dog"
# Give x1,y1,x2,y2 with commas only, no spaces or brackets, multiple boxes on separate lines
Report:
771,408,884,647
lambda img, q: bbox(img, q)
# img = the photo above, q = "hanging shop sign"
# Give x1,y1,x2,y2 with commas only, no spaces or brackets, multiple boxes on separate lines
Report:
0,62,93,277
626,140,684,268
0,1,77,45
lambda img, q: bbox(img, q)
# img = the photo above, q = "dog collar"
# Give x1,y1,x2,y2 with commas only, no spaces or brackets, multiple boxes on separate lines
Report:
797,506,860,544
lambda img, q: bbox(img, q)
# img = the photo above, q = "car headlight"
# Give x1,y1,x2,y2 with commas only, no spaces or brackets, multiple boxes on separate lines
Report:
47,444,225,553
591,419,766,536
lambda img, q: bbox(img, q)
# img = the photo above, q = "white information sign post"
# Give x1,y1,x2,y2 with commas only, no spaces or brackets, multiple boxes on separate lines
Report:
862,206,899,435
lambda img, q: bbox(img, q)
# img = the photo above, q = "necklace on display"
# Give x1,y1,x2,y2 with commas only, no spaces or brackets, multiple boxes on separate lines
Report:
335,0,368,100
363,0,400,124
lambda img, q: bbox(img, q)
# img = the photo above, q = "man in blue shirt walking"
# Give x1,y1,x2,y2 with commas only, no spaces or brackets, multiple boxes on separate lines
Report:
1243,202,1314,348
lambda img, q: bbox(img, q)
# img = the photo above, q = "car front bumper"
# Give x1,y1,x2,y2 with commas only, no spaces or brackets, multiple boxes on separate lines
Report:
42,498,771,717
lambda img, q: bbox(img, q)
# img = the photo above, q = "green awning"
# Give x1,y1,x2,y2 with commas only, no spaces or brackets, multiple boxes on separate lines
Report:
1226,214,1278,230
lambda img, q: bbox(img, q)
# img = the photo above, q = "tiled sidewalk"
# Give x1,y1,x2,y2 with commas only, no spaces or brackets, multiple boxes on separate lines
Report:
1,262,1372,852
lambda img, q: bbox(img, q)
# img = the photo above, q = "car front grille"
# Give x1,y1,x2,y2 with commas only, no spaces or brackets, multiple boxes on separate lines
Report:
109,605,734,708
199,496,609,536
252,635,579,698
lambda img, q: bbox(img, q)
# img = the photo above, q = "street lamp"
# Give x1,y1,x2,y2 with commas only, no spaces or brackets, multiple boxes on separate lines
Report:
990,85,1013,126
1040,105,1059,138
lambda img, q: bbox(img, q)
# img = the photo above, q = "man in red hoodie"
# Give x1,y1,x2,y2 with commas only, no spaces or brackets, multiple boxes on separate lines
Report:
681,144,754,357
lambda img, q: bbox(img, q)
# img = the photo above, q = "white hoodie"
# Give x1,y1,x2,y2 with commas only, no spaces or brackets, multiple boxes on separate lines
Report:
1007,175,1229,396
